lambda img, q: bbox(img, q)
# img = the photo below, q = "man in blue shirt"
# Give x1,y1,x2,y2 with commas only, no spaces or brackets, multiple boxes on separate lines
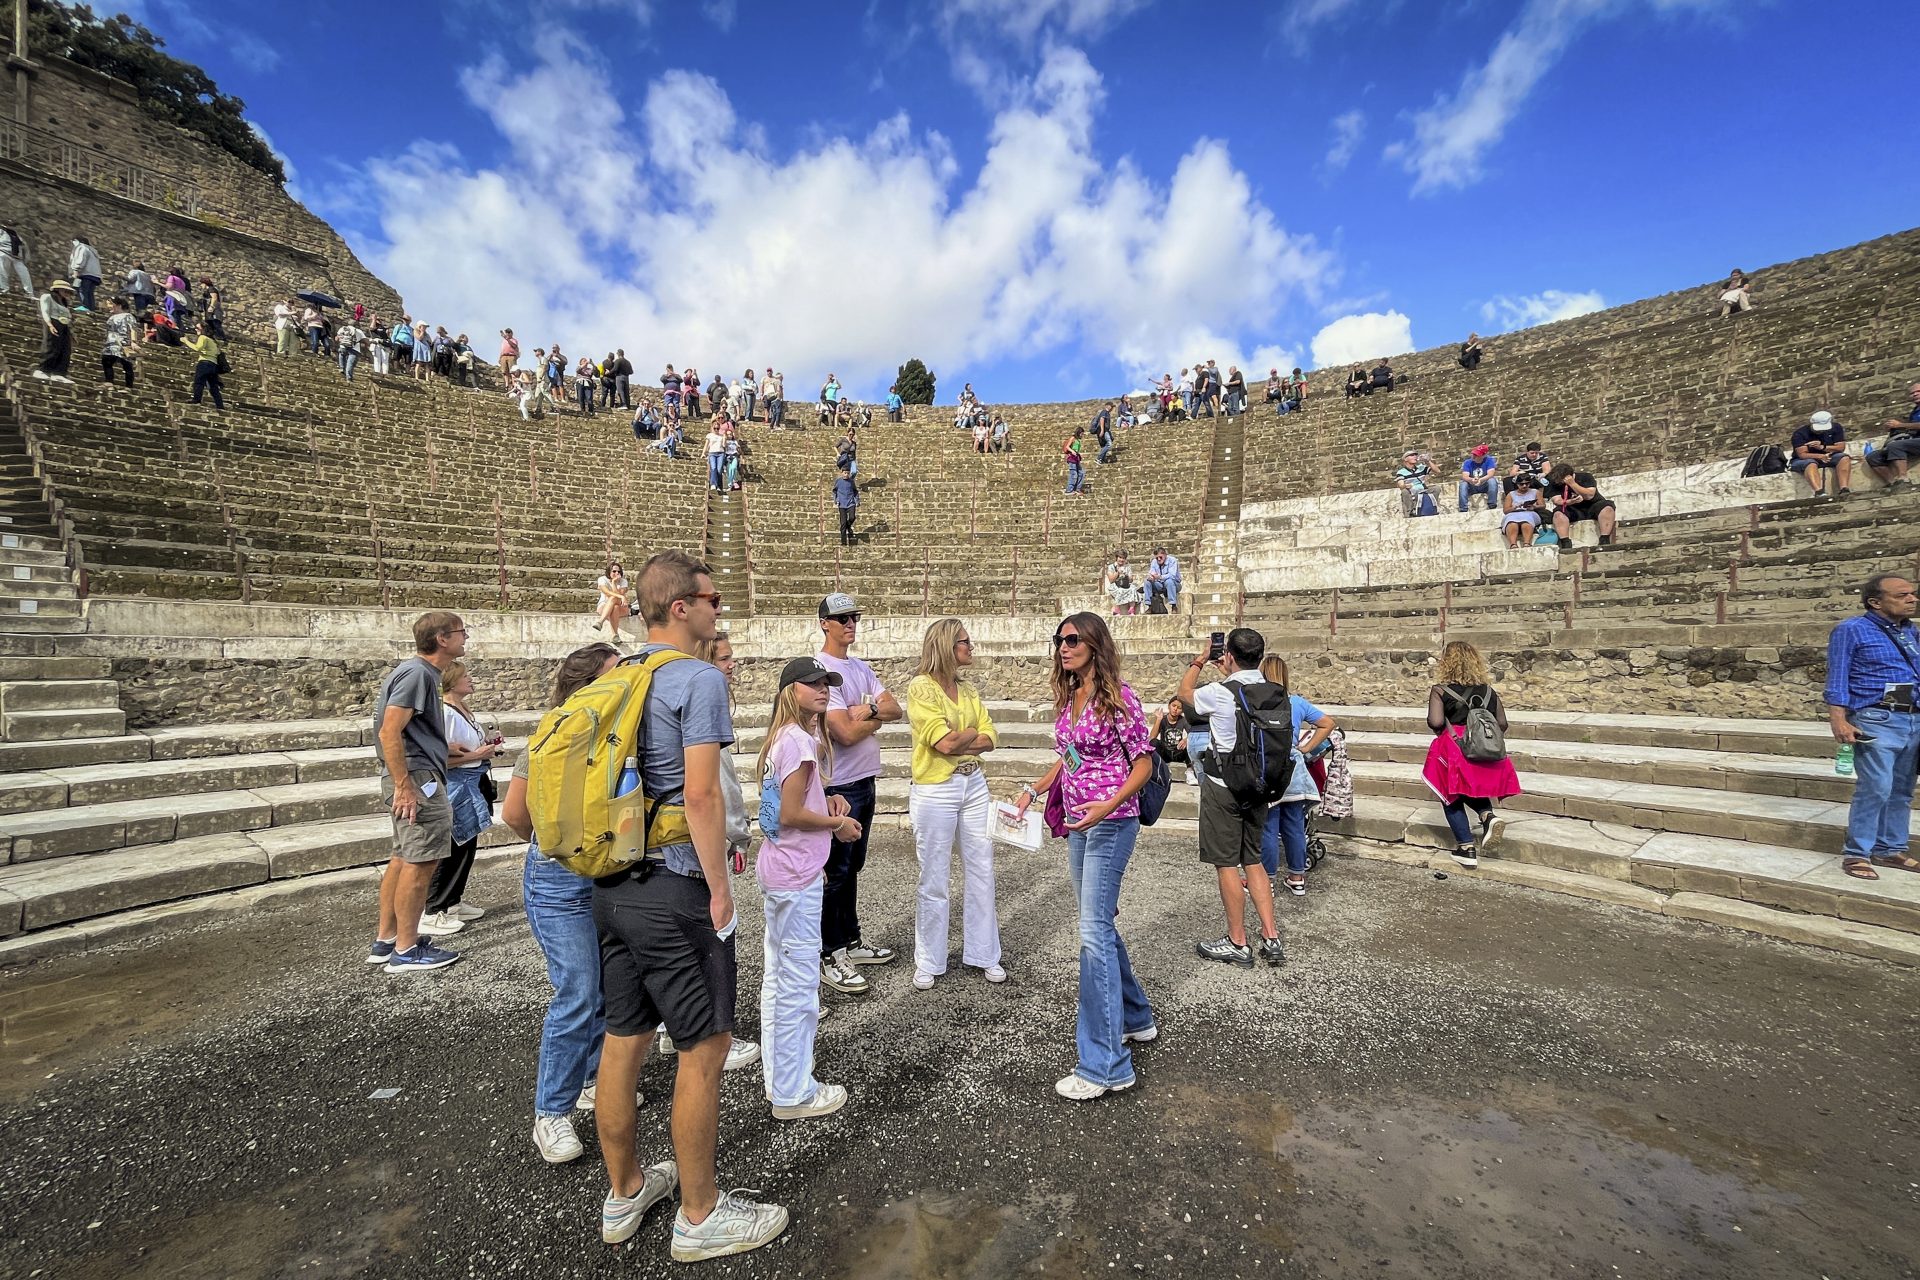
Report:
886,385,903,423
833,465,858,545
1459,445,1500,513
1864,382,1920,486
1826,572,1920,880
1144,547,1181,613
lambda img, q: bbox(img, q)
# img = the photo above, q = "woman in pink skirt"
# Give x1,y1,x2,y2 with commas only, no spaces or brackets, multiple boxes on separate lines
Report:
1421,641,1522,868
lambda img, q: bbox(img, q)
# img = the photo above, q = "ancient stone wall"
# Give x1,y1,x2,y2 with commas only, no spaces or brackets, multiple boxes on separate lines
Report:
0,55,399,333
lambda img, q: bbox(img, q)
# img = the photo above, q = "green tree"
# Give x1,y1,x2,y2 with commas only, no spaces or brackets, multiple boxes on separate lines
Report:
25,1,286,185
894,358,936,405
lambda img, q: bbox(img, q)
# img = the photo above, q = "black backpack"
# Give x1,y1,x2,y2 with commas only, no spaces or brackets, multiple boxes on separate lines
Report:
1205,680,1295,804
1742,444,1786,477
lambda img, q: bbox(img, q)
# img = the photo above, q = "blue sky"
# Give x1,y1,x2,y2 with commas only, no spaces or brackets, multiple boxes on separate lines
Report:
124,0,1920,403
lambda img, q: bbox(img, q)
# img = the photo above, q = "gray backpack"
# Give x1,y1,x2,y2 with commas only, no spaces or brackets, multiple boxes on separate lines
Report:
1443,686,1506,762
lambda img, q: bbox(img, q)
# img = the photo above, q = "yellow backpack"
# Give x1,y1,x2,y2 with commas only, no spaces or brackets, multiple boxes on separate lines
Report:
526,648,692,878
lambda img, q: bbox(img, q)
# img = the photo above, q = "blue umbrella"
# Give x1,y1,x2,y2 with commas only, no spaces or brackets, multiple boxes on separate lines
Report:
296,289,343,308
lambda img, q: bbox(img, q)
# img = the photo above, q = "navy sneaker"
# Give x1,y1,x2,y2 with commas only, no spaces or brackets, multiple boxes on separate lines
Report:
366,938,396,966
384,941,461,974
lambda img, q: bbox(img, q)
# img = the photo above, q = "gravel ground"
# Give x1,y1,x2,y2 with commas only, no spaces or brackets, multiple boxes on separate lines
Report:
3,832,1918,1280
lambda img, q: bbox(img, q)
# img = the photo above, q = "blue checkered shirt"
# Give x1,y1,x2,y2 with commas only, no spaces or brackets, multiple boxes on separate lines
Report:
1825,613,1920,711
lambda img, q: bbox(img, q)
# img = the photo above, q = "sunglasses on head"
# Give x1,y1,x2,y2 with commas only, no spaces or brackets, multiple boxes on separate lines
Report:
1052,633,1085,649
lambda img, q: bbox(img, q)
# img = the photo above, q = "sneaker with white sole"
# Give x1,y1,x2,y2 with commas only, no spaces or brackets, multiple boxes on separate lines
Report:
842,939,895,966
1122,1024,1158,1044
1055,1073,1132,1101
1196,936,1255,969
822,951,869,993
384,941,461,973
534,1113,584,1164
912,970,936,990
981,965,1007,984
416,910,466,937
1451,844,1480,869
1257,936,1286,968
769,1081,848,1121
30,369,49,380
365,937,396,966
670,1189,789,1261
603,1159,679,1244
449,902,486,921
653,1034,761,1071
1479,815,1506,851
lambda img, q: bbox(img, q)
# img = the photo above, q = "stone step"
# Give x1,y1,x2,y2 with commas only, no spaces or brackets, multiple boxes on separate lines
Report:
0,655,110,681
0,578,80,601
0,678,119,713
2,706,125,742
0,732,149,773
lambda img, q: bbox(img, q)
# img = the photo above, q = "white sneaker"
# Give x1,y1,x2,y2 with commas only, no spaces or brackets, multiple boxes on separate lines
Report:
1055,1073,1133,1101
1480,815,1506,851
981,965,1007,984
725,1039,762,1071
654,1026,676,1057
671,1189,789,1262
604,1159,679,1244
1121,1024,1159,1044
533,1113,584,1164
416,910,466,937
770,1081,849,1121
575,1081,644,1110
30,369,48,380
1184,774,1200,787
842,939,895,966
449,902,486,921
822,951,869,993
912,970,936,990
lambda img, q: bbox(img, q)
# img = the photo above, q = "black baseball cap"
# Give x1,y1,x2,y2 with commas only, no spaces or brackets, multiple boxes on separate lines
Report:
777,656,843,694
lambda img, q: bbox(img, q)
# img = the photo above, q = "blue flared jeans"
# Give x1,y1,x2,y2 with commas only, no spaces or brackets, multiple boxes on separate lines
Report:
1066,817,1153,1088
522,846,604,1116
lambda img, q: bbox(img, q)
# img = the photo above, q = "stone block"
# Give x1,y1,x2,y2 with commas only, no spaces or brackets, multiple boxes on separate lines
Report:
1468,860,1668,911
0,834,271,930
249,815,396,878
1659,892,1920,966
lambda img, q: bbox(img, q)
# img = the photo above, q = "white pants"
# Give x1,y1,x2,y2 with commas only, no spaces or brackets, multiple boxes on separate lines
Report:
372,343,390,374
909,770,1001,975
1,255,30,295
760,873,824,1107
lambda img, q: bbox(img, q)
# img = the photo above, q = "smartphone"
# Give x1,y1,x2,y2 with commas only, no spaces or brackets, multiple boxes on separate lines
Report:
1208,630,1225,661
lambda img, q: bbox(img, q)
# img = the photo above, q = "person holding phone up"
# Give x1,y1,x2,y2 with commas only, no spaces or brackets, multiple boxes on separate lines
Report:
1011,612,1157,1101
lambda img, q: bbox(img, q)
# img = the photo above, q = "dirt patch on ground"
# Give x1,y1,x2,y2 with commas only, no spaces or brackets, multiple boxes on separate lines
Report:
2,833,1916,1279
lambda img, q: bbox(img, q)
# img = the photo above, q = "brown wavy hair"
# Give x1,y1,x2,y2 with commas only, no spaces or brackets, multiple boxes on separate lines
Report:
549,643,621,708
1049,611,1127,722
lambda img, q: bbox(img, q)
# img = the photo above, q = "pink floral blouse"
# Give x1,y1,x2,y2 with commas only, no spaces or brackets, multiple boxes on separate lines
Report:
1053,682,1152,821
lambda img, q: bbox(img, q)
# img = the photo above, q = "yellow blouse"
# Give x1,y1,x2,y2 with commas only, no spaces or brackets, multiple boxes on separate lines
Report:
906,675,996,785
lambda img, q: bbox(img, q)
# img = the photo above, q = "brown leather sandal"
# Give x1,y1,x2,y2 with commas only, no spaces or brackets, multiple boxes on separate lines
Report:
1844,859,1881,880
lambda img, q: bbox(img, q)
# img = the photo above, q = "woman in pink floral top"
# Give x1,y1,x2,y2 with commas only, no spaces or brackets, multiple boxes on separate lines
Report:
1012,611,1155,1101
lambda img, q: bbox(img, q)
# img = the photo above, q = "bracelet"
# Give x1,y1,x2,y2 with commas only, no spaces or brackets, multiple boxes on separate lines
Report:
1018,783,1038,799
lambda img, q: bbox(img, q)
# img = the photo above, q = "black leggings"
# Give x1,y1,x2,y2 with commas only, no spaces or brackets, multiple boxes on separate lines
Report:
427,836,478,914
101,354,133,387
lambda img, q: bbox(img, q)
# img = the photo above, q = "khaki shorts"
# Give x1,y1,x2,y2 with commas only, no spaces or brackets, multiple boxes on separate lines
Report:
381,769,453,863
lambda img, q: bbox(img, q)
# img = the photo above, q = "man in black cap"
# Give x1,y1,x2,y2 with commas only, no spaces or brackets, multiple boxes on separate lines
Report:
814,592,902,993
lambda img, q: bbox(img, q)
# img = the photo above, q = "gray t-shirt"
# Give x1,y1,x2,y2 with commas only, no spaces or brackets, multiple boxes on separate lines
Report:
628,644,734,876
373,656,448,777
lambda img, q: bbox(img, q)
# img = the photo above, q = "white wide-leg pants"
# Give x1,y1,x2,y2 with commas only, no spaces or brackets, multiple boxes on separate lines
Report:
909,770,1001,975
760,873,824,1107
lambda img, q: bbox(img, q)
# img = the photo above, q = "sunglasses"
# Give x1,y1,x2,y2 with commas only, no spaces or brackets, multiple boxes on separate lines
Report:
681,591,723,609
1052,633,1085,649
827,613,862,626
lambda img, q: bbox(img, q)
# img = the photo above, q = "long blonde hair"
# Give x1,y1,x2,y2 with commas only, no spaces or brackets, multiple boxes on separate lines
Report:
1435,640,1491,686
917,617,968,689
756,683,833,789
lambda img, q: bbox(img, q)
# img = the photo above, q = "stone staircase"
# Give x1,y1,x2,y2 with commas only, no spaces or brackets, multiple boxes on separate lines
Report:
706,484,749,623
1192,415,1245,633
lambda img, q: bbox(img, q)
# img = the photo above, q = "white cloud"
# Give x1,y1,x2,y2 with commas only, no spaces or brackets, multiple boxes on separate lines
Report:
936,0,1150,45
700,0,737,30
350,42,1332,399
1325,109,1365,171
1279,0,1370,52
1393,0,1727,194
1480,288,1605,330
1310,310,1413,369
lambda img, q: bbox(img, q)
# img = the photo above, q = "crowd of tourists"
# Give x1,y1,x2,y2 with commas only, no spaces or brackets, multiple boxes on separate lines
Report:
1389,440,1618,546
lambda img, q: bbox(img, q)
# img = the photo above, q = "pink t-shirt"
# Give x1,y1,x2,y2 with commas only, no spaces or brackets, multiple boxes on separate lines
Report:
1054,683,1152,821
817,650,886,784
755,723,831,891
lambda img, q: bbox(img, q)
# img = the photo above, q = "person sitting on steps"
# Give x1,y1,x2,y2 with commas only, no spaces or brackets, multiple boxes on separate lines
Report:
1502,475,1543,548
1864,382,1920,486
1458,333,1486,370
1789,410,1851,499
1546,462,1616,545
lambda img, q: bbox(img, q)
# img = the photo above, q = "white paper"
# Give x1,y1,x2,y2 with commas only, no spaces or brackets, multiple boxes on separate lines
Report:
419,780,439,798
991,803,1045,852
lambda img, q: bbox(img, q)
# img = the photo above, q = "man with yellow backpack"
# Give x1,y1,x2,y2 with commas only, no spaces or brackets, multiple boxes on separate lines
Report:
523,549,787,1261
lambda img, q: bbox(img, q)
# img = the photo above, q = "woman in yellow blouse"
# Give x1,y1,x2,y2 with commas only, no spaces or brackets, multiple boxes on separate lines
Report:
906,617,1004,990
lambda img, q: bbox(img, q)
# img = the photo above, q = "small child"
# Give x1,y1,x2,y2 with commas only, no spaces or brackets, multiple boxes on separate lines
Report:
756,657,859,1121
833,465,858,546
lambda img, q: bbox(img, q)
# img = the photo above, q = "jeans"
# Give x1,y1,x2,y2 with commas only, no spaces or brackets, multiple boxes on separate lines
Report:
1442,797,1493,845
340,348,358,381
708,452,725,488
838,505,855,545
1262,800,1310,878
1097,439,1114,464
822,775,877,956
523,847,603,1116
0,253,29,294
1065,461,1084,493
761,874,825,1106
76,274,98,309
1181,390,1194,416
1144,577,1180,611
1067,818,1153,1087
1843,707,1920,859
617,374,631,408
1459,477,1500,513
1187,728,1210,787
769,396,784,427
1226,389,1246,415
910,770,1000,975
742,391,756,421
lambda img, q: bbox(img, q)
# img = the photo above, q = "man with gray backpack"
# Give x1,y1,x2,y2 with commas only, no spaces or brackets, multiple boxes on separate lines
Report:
1178,627,1289,969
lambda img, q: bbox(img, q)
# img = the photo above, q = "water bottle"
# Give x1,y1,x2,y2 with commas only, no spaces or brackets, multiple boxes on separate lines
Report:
1835,744,1854,777
616,756,641,796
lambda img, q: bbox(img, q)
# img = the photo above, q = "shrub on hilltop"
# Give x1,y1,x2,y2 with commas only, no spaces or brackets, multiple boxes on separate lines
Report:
895,358,936,405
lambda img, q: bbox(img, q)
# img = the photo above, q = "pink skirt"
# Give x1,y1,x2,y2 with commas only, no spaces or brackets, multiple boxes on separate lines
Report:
1421,725,1521,804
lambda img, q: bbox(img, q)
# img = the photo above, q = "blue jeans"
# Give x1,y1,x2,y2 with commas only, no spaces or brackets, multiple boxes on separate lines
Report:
339,349,358,381
523,847,603,1117
1067,817,1153,1087
1262,800,1310,877
1844,707,1920,860
1065,461,1084,493
1442,797,1492,845
77,274,98,309
1187,728,1209,787
1144,577,1179,611
1458,477,1500,512
708,452,725,488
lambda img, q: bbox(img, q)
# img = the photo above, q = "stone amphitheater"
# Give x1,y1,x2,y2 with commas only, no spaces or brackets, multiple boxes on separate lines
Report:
3,41,1919,1280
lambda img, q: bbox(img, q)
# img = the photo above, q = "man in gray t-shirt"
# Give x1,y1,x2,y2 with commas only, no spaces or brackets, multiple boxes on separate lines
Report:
370,612,466,974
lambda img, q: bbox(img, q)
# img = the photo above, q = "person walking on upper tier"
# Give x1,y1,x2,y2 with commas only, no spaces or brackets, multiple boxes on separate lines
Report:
1790,410,1851,498
66,236,100,313
575,357,597,415
336,319,365,382
1,223,30,296
124,262,153,313
186,322,225,409
1423,641,1520,870
816,592,903,995
1826,573,1920,882
756,656,856,1122
1866,383,1920,486
1063,425,1087,495
369,611,466,974
33,279,74,382
1179,627,1287,969
99,295,137,390
1010,612,1156,1101
906,618,1003,991
833,465,858,546
419,660,501,937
